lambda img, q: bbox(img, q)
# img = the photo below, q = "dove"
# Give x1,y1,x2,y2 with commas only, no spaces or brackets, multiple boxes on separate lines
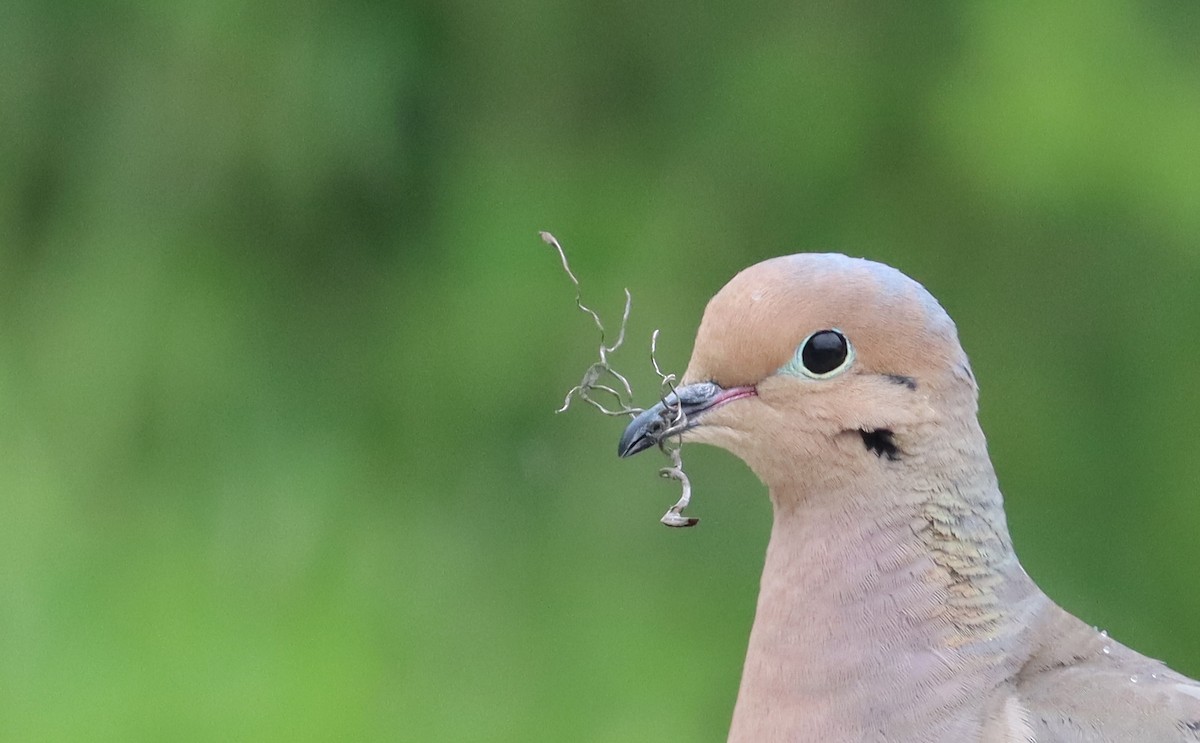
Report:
617,253,1200,742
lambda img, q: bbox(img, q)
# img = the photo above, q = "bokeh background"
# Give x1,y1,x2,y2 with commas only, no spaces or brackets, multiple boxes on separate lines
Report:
3,2,1200,741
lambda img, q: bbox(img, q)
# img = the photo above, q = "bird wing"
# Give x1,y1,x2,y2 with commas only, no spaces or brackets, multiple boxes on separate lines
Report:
1016,661,1200,741
1012,607,1200,739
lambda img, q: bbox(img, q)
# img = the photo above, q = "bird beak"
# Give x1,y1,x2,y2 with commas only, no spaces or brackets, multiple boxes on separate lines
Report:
617,382,757,458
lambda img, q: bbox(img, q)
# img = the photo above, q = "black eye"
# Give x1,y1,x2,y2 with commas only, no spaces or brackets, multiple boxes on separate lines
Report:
800,330,851,377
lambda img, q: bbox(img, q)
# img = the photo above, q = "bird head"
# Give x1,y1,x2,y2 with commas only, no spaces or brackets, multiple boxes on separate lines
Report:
619,253,980,492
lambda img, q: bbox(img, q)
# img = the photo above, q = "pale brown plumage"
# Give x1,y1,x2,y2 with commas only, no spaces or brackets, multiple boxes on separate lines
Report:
620,253,1200,742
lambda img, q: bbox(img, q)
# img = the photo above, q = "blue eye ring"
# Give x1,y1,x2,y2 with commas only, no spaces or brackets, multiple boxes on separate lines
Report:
781,328,855,379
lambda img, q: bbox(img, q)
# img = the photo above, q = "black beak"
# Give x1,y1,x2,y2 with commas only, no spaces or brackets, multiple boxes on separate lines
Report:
617,382,753,458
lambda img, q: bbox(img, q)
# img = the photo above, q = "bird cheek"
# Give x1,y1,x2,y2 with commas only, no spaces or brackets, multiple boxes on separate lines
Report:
671,422,736,464
754,377,823,422
686,424,765,469
751,376,792,408
681,404,758,453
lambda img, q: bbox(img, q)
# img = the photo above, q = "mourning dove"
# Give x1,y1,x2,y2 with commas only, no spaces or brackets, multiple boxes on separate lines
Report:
618,253,1200,742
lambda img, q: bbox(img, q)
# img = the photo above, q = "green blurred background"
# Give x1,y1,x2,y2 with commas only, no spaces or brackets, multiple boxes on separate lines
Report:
3,2,1199,741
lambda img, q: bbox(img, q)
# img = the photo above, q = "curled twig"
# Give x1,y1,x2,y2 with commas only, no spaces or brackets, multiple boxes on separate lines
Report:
657,444,698,527
650,329,687,437
649,329,697,526
540,231,640,418
541,231,700,527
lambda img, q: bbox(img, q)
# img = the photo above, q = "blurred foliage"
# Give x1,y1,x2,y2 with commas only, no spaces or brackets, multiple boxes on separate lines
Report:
2,1,1200,740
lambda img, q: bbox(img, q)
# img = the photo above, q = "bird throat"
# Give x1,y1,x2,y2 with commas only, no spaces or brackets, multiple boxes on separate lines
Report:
729,437,1035,741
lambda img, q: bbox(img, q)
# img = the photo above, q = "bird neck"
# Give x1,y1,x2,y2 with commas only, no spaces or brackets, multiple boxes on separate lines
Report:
729,423,1043,741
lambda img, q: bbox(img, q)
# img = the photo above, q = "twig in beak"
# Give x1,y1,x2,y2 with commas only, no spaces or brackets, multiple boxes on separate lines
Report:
541,231,699,528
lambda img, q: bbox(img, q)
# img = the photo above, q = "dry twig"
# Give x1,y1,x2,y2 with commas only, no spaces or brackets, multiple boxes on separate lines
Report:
540,231,699,527
648,329,697,527
539,231,640,419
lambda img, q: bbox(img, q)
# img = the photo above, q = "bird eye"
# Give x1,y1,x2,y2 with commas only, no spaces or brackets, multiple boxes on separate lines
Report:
795,329,853,379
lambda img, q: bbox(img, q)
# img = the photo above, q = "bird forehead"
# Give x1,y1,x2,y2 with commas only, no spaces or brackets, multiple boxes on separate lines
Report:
683,253,964,386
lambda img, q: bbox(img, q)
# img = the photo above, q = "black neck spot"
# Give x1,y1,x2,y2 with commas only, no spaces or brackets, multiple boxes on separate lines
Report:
860,429,900,461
